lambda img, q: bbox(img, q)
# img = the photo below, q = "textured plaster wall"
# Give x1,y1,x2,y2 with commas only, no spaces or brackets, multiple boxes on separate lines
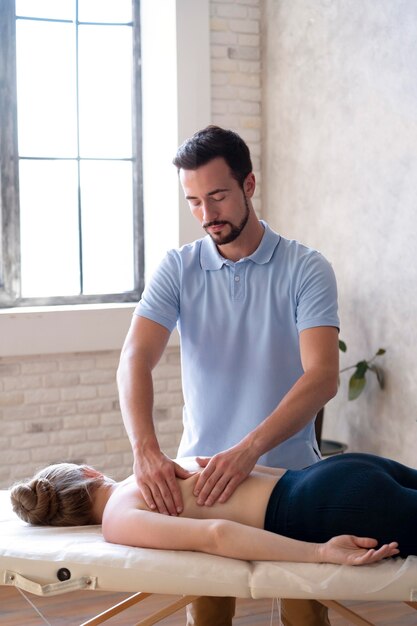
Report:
262,0,417,465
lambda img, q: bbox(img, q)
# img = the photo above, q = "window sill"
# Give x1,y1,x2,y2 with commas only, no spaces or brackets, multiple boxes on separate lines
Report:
0,303,180,357
0,303,135,357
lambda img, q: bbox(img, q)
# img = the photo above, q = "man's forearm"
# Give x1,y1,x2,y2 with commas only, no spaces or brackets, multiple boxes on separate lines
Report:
117,315,172,457
244,367,338,459
117,353,160,456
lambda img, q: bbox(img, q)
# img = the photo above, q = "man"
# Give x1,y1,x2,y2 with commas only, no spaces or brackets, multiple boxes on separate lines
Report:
118,126,339,626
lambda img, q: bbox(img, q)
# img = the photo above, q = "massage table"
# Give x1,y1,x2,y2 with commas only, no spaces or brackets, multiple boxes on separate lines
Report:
1,489,417,626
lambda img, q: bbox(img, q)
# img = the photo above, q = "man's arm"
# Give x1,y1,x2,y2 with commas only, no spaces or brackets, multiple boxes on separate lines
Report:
117,315,191,515
194,325,339,506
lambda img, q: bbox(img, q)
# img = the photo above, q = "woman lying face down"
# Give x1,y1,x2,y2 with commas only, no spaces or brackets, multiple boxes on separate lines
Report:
12,452,414,566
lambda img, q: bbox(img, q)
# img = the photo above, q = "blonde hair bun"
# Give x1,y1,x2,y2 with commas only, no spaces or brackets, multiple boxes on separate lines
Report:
10,463,105,527
11,478,58,525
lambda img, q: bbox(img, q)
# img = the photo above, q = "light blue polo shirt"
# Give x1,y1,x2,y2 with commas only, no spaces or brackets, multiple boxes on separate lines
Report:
136,221,339,470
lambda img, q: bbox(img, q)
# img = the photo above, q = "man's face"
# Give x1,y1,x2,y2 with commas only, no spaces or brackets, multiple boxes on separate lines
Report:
180,157,254,246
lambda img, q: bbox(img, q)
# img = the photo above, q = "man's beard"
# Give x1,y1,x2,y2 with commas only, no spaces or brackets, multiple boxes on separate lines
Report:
204,196,250,245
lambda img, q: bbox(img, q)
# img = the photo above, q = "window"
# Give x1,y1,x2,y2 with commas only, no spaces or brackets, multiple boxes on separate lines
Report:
0,0,143,307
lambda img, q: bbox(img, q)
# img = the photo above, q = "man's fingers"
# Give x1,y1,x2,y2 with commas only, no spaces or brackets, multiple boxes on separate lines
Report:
195,473,223,503
195,456,210,468
196,470,245,506
134,454,186,516
216,476,243,503
139,476,181,516
199,475,232,506
165,473,185,514
195,468,227,504
156,478,181,516
173,462,194,479
147,483,170,515
194,461,216,496
194,451,253,505
140,480,173,515
140,482,157,511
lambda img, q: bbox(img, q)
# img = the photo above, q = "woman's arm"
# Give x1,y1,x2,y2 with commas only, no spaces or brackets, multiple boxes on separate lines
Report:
102,508,398,565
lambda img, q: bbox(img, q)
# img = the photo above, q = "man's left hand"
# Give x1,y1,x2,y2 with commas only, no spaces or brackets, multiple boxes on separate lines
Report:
193,445,258,506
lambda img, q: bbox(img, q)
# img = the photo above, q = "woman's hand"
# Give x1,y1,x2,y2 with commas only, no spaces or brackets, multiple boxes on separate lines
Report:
319,535,399,565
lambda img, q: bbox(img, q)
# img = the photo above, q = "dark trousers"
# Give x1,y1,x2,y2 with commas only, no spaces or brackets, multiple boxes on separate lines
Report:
186,596,330,625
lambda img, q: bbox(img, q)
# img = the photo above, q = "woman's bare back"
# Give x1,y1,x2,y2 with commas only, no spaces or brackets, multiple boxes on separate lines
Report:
111,467,285,530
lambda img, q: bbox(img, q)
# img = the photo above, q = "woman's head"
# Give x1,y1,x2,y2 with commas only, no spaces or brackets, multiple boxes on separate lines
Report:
10,463,105,526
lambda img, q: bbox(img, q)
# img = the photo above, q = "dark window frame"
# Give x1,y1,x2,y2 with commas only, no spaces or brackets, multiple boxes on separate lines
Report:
0,0,144,308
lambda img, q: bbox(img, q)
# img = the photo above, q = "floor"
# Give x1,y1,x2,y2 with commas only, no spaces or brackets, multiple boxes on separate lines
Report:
1,587,417,625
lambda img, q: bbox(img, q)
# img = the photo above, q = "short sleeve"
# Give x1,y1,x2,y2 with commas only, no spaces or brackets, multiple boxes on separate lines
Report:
135,251,180,332
295,252,339,332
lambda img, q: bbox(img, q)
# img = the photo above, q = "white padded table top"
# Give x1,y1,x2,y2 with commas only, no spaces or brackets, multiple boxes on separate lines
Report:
1,490,417,601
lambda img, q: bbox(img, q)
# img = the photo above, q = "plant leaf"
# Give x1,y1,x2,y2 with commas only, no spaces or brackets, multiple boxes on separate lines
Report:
349,374,366,400
339,340,347,352
369,364,385,389
376,348,386,356
354,361,369,378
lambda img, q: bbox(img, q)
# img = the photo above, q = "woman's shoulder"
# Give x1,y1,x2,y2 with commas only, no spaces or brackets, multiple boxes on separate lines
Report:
106,475,148,515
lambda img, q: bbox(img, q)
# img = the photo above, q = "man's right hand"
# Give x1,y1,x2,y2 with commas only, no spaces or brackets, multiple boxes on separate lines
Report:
133,448,193,515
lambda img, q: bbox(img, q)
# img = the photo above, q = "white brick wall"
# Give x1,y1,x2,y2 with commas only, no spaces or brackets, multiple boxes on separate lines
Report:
0,0,261,488
0,348,183,486
210,0,262,214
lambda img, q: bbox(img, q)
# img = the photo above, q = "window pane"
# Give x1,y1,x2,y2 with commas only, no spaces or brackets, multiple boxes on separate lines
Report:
16,0,74,21
16,20,77,157
80,161,134,295
78,0,132,23
78,25,133,158
19,160,80,297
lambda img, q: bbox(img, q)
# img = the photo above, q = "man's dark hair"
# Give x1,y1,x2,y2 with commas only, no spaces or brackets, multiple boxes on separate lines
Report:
173,125,252,188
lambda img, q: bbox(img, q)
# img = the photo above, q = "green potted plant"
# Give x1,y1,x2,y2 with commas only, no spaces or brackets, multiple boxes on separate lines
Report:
315,341,386,454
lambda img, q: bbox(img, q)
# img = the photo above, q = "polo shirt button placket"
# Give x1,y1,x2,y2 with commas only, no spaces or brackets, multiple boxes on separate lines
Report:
232,270,244,300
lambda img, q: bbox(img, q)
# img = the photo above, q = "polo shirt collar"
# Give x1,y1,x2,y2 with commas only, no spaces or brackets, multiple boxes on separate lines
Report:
200,220,281,270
